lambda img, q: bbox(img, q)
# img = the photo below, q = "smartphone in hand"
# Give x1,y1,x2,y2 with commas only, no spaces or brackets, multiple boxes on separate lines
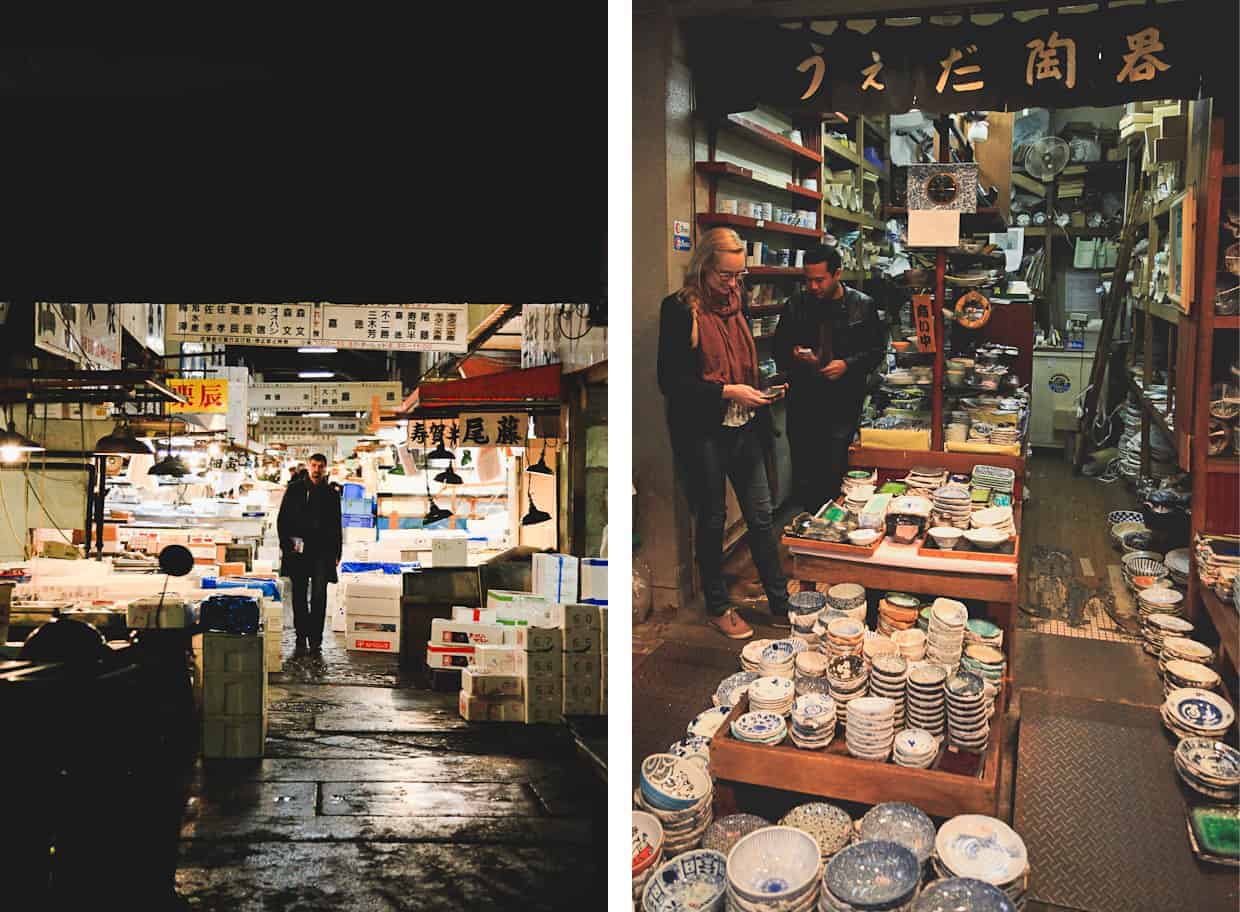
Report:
761,384,788,400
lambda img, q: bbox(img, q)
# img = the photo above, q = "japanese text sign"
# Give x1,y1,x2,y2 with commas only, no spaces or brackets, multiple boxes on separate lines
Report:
168,378,229,414
406,413,528,449
912,295,938,353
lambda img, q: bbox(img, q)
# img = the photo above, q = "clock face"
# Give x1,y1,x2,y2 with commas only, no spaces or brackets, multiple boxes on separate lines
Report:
925,172,959,205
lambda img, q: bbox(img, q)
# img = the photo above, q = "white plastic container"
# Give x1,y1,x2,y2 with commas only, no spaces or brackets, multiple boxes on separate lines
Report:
346,615,399,653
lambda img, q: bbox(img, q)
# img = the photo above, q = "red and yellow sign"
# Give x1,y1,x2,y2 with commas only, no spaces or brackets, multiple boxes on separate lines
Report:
912,295,939,353
168,378,229,413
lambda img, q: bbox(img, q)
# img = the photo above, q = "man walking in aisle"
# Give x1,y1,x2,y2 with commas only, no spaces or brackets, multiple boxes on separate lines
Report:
774,245,885,514
277,452,343,659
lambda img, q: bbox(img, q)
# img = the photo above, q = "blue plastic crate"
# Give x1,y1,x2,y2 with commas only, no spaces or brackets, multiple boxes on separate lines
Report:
342,482,366,500
342,514,376,529
343,497,374,515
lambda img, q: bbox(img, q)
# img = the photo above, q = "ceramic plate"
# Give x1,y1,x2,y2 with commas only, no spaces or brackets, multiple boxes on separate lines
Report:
641,850,727,912
1146,613,1194,633
688,705,734,739
791,693,836,720
741,639,773,667
935,815,1028,885
1167,688,1235,731
946,671,985,697
733,711,786,739
1176,738,1240,783
1161,637,1212,662
825,839,920,907
1164,659,1221,688
751,675,796,703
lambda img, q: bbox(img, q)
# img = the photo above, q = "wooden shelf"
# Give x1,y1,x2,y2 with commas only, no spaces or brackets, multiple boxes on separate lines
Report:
1127,375,1177,446
747,267,804,279
1214,315,1240,330
884,207,1003,219
1024,226,1116,238
823,205,883,229
861,159,890,180
694,161,822,202
1207,457,1240,474
1135,297,1183,325
822,136,860,165
724,114,823,165
1199,586,1238,673
697,212,822,239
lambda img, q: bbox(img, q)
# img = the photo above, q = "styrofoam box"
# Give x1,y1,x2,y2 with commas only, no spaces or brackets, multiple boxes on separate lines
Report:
548,603,600,631
204,669,269,717
345,595,401,619
510,625,562,653
344,527,375,544
453,606,498,624
532,553,579,604
427,643,474,669
485,589,547,612
563,627,601,655
347,615,400,653
204,631,267,674
461,667,522,698
563,692,601,716
430,618,507,646
580,558,607,602
344,577,402,600
431,537,469,567
515,649,563,678
564,653,601,682
203,715,267,759
127,597,198,629
473,644,518,674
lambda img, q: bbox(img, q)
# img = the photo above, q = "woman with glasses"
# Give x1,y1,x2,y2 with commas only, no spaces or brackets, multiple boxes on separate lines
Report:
657,226,791,639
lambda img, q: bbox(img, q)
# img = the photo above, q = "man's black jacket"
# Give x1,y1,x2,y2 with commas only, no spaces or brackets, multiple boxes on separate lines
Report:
277,477,343,581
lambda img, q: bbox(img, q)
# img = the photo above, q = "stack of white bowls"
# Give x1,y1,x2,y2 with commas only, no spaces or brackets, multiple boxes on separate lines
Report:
760,641,798,679
1173,738,1240,802
827,655,869,730
827,583,867,623
1136,585,1184,624
742,639,772,673
892,628,927,663
845,696,897,761
633,810,665,905
862,634,899,666
906,663,948,737
930,484,973,529
1160,656,1223,696
844,485,876,515
749,675,797,715
795,652,832,698
964,618,1003,649
826,617,866,658
892,728,939,769
1160,636,1214,669
932,815,1029,910
789,693,838,750
1140,612,1194,656
868,653,909,728
945,671,991,753
927,599,967,669
726,827,823,912
970,505,1015,537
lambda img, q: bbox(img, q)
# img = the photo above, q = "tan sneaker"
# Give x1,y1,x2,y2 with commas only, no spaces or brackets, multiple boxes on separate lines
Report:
710,608,754,640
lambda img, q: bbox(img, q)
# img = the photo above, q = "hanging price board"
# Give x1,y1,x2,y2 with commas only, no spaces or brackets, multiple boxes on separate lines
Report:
912,294,938,353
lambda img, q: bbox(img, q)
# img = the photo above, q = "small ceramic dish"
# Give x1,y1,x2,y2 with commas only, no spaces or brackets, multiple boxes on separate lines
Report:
964,528,1007,550
727,826,821,904
928,526,964,549
847,528,881,547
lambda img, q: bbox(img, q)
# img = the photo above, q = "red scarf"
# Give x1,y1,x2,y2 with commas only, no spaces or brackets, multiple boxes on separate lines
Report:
695,288,758,387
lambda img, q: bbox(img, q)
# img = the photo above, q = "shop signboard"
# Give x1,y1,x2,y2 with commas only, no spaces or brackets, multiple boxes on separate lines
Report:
167,303,468,353
167,378,229,414
34,303,83,364
684,7,1226,116
255,416,362,438
406,412,530,450
521,303,561,369
912,294,938,353
79,303,122,369
119,304,167,356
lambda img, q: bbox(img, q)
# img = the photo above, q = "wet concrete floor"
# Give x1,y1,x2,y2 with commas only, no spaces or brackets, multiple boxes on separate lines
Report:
177,615,603,911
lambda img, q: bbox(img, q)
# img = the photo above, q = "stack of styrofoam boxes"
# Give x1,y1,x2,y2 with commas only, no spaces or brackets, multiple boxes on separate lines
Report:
579,559,608,714
531,552,580,606
341,481,377,546
554,603,603,716
513,622,563,725
487,588,551,629
343,574,402,654
263,596,284,672
459,638,524,722
427,616,508,674
202,629,268,759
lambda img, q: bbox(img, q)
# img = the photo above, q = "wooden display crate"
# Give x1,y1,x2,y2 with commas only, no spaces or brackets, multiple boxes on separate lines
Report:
779,532,885,559
917,534,1020,564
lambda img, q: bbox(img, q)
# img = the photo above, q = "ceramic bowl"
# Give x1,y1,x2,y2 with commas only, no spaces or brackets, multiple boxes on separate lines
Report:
1175,738,1240,785
912,877,1016,912
667,736,711,769
928,526,965,550
1121,529,1156,553
689,705,735,739
964,528,1007,550
702,814,772,856
824,839,920,909
780,803,853,858
935,815,1028,885
641,849,728,912
727,826,821,903
1107,510,1145,526
1164,659,1221,689
892,628,927,651
640,754,712,811
1161,636,1213,664
633,811,665,876
848,529,881,547
858,802,937,864
1110,520,1148,547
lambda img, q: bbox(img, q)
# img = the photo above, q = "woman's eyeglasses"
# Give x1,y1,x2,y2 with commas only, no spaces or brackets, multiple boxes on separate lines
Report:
713,268,749,283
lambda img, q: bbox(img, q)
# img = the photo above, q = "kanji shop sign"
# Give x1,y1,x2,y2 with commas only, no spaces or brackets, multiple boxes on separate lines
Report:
912,295,938,353
406,413,528,450
168,303,468,352
167,378,229,414
685,7,1230,116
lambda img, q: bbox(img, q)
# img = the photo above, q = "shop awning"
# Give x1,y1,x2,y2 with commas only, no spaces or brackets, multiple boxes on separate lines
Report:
396,364,563,417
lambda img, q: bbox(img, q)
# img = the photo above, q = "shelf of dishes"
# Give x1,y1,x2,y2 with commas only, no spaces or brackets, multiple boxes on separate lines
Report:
1126,375,1178,449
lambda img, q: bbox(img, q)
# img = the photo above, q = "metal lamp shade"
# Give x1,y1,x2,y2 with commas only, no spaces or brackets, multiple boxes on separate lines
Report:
426,443,454,465
424,500,453,526
0,421,45,457
434,462,464,485
521,492,551,526
525,440,553,476
148,454,190,476
93,424,154,456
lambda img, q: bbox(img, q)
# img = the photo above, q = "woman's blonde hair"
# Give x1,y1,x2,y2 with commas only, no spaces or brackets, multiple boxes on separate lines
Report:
678,226,746,348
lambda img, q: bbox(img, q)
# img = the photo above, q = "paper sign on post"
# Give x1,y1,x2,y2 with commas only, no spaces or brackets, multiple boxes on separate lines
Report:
908,210,960,248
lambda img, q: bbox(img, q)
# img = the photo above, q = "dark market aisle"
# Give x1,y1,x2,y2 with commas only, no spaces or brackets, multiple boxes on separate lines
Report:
177,605,603,911
632,452,1238,910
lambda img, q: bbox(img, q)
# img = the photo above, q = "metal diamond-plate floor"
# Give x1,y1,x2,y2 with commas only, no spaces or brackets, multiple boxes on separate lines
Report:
1013,691,1238,911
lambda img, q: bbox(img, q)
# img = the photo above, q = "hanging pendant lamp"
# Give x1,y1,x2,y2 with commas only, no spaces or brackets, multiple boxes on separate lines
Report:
93,417,154,456
525,438,553,475
434,460,463,485
148,414,188,476
423,449,453,525
0,419,45,462
426,442,454,465
521,491,551,526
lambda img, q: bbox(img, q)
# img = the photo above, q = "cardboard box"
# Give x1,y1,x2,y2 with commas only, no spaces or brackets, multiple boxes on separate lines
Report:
204,668,268,717
430,618,507,646
524,701,561,725
458,690,524,722
473,643,518,674
345,594,401,619
203,715,267,759
580,558,607,602
453,606,497,624
203,631,267,674
461,667,523,697
548,602,600,631
485,589,549,616
511,625,562,653
599,605,608,646
563,680,601,715
563,626,601,655
431,537,469,567
526,675,564,702
346,615,399,653
564,653,601,682
426,642,474,669
515,648,563,679
532,553,579,604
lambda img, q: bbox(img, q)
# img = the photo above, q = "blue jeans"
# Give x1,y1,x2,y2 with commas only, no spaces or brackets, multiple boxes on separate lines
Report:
688,422,789,617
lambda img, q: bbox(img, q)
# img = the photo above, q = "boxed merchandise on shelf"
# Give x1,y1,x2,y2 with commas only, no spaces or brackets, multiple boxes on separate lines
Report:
485,588,550,617
547,602,602,630
531,553,579,603
345,594,401,619
511,624,562,652
460,667,522,698
525,675,564,704
453,606,498,624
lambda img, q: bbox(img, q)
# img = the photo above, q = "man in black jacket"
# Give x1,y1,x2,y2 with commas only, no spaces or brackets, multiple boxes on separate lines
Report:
277,452,343,658
774,245,885,514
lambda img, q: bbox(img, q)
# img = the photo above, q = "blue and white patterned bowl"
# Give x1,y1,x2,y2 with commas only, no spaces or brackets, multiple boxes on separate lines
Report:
640,753,712,812
1166,688,1235,733
668,735,711,769
689,705,735,739
824,839,920,909
857,803,936,865
732,711,787,742
642,849,728,912
1175,738,1240,785
912,877,1015,912
714,671,760,708
727,826,822,903
934,815,1028,885
1107,510,1145,526
762,640,798,664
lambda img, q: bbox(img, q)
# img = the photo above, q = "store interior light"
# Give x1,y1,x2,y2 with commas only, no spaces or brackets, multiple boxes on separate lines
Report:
525,439,553,475
298,371,334,379
433,461,463,485
297,347,338,354
521,491,551,526
148,453,190,477
424,499,453,526
93,420,155,456
426,442,453,465
0,418,45,463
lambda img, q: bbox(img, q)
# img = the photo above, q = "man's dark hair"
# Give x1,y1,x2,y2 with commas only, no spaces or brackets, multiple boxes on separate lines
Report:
309,453,328,464
805,244,842,273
